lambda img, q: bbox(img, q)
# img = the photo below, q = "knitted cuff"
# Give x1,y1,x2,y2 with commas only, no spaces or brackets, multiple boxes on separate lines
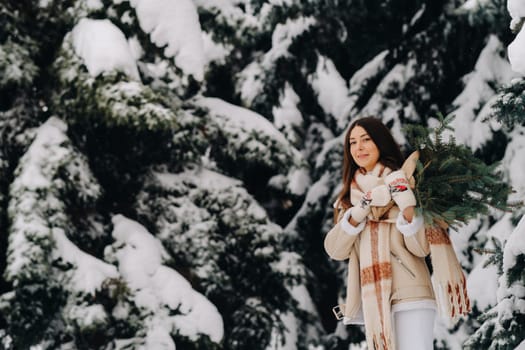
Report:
396,211,424,236
341,208,366,236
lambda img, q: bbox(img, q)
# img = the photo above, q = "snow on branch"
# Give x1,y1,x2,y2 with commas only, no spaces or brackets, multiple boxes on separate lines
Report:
129,0,205,81
195,96,305,173
0,117,110,346
72,18,140,80
236,16,316,107
135,166,308,348
508,0,525,74
5,117,101,282
106,214,224,346
55,33,178,132
448,35,515,150
308,54,353,132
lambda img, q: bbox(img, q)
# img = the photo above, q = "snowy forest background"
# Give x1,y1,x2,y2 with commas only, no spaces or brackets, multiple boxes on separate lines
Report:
1,0,525,349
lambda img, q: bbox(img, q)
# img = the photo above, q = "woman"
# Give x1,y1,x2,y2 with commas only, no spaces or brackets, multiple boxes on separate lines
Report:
324,117,470,350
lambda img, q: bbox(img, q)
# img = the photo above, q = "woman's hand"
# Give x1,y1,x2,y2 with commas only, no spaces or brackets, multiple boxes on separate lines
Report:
349,190,372,224
348,215,361,227
384,170,417,212
402,206,415,223
349,185,392,226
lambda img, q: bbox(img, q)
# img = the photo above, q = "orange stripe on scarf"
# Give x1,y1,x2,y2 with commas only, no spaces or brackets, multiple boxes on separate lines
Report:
426,226,451,244
360,262,392,285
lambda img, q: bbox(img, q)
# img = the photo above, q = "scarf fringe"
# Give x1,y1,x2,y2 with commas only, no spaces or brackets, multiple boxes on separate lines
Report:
434,277,471,324
427,226,472,325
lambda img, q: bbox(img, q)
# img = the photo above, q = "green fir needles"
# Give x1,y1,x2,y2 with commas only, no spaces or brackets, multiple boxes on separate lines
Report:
492,78,525,128
404,115,513,229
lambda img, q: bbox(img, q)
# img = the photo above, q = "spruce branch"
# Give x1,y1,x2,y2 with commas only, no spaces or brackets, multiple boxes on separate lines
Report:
470,237,505,276
491,78,525,128
404,114,515,229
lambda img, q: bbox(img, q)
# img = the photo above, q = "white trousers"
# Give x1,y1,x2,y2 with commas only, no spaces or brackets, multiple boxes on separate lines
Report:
393,308,436,350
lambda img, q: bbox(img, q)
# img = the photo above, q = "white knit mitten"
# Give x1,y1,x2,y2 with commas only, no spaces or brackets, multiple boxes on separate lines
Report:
350,189,372,223
384,170,416,211
350,185,391,222
369,184,391,207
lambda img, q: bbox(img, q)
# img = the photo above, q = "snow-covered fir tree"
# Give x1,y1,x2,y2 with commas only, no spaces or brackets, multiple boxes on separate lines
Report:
1,0,524,349
462,1,525,348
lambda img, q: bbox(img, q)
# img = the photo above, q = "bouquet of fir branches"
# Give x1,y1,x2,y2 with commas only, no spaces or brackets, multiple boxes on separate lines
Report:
404,115,515,229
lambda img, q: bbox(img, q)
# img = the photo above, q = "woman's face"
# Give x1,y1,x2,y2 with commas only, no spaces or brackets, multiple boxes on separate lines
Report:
349,125,380,172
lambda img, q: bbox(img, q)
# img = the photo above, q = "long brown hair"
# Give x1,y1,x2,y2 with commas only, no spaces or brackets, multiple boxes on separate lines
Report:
334,117,404,221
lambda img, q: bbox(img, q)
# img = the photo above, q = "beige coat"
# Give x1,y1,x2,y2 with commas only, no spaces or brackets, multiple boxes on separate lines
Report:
324,152,435,321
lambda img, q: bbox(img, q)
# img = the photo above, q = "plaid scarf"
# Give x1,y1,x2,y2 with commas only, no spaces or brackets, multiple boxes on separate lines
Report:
426,226,471,322
352,165,395,349
351,157,470,350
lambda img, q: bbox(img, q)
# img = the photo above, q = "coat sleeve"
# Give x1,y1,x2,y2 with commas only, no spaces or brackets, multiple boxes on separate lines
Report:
396,213,430,257
403,228,430,257
324,208,364,261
